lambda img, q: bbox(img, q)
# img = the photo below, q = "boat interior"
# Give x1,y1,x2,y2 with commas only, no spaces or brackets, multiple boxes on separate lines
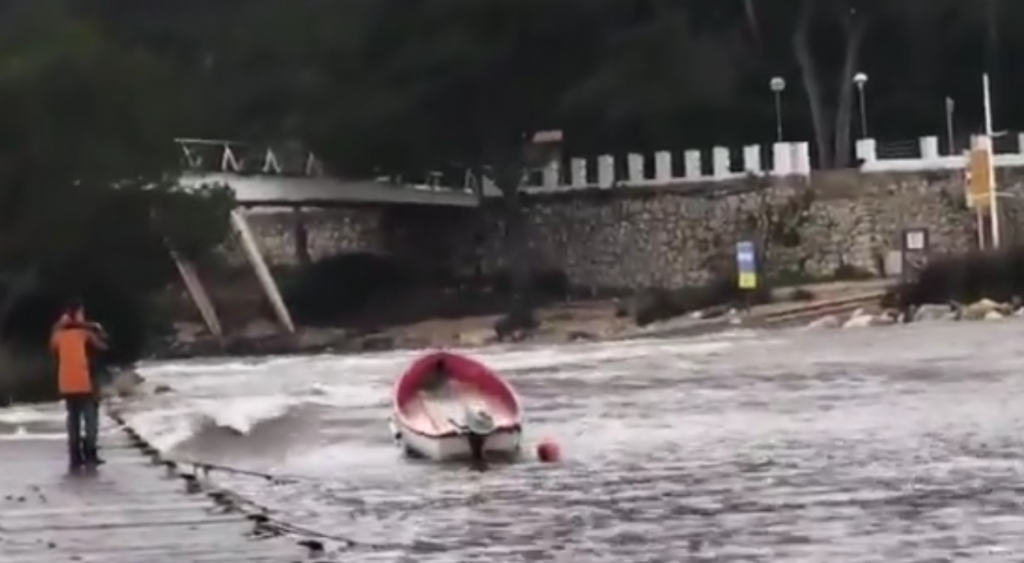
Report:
399,358,518,436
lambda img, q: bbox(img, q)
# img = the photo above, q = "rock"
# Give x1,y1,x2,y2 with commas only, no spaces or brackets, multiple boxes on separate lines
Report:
566,330,599,342
357,333,396,352
912,303,955,322
458,329,496,346
153,384,173,394
172,322,206,343
957,298,1009,321
624,288,673,326
294,328,348,352
984,310,1005,320
494,308,539,341
804,315,840,329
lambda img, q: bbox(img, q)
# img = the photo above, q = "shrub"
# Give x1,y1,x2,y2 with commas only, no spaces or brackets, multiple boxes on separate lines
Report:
0,344,57,405
891,245,1024,307
282,252,415,325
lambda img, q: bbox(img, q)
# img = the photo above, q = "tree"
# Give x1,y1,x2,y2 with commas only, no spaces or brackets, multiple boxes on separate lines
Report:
302,0,615,329
566,0,747,150
0,1,234,363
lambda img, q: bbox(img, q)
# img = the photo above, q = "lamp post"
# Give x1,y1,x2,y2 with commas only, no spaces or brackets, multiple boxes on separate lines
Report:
853,72,868,138
770,76,786,142
944,97,956,154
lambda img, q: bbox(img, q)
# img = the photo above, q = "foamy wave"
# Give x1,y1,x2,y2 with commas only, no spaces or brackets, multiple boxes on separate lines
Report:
0,405,64,425
126,394,300,451
202,395,293,434
0,430,67,441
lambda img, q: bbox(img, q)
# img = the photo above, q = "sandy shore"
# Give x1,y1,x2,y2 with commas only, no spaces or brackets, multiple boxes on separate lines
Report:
157,279,893,359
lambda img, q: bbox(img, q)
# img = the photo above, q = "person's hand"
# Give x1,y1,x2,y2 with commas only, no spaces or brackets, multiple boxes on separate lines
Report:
87,322,109,338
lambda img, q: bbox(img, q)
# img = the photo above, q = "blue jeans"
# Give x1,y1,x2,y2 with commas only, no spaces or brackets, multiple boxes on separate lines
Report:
63,393,99,466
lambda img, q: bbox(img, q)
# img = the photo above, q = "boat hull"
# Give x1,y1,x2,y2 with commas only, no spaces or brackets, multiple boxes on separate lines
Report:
391,417,522,461
390,351,524,463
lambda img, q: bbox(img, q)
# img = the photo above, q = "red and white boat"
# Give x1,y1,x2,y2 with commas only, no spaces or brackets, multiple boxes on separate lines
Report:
390,351,522,462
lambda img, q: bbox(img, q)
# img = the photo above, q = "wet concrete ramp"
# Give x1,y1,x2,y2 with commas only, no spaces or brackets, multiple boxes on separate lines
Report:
0,430,309,563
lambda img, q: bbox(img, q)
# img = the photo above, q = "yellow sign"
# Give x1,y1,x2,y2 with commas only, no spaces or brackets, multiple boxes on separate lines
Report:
966,146,993,210
738,272,757,289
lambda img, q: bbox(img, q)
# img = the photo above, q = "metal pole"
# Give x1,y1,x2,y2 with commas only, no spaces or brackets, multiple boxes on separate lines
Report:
945,98,955,155
983,73,1000,248
774,92,783,142
857,85,868,138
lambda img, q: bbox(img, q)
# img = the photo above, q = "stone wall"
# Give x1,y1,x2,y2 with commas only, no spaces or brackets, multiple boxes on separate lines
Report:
231,207,385,266
475,169,1024,290
224,168,1024,293
230,204,480,276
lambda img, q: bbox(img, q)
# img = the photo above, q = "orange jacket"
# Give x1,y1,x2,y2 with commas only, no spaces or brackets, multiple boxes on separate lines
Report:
50,308,103,395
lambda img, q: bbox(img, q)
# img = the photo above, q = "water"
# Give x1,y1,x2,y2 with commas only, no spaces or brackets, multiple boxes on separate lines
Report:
6,321,1024,561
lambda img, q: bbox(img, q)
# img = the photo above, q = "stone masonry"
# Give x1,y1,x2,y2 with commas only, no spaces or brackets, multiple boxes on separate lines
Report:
232,169,1024,292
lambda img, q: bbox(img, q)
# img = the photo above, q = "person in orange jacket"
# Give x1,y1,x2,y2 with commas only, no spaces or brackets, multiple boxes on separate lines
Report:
50,298,108,470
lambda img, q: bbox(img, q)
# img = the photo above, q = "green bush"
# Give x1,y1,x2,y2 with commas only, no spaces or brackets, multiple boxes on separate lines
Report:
891,246,1024,307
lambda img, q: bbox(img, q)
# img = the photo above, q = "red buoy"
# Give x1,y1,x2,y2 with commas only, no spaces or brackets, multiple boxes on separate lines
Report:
535,439,561,463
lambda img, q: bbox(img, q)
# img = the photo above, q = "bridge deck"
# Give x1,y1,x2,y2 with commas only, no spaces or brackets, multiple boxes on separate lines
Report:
0,418,310,563
180,172,479,207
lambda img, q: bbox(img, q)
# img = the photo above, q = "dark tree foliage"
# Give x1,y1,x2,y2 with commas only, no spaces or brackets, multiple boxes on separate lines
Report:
0,1,234,372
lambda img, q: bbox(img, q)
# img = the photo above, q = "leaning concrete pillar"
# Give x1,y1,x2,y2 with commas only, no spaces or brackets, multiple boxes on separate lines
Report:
167,247,222,337
230,209,295,333
292,206,311,266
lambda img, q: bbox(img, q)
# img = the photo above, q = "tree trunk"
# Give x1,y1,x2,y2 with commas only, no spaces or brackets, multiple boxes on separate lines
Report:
492,162,537,336
793,0,833,168
831,16,867,169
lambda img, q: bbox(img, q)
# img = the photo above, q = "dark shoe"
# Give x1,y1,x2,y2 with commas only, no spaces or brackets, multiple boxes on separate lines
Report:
82,444,104,466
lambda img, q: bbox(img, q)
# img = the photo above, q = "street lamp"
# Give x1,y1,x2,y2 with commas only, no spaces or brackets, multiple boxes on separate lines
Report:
770,76,786,142
853,72,868,138
944,97,956,154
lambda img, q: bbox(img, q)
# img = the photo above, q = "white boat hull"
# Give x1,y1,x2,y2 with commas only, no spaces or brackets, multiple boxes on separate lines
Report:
389,417,522,461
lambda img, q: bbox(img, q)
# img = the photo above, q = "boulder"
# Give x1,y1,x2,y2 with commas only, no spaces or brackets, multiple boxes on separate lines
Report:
956,298,1009,321
911,303,956,322
984,310,1005,320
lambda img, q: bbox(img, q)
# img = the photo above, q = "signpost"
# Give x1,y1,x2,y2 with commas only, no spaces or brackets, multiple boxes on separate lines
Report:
901,228,929,283
964,73,1001,250
736,239,758,285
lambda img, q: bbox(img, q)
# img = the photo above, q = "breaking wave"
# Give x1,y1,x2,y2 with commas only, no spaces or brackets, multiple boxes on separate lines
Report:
124,395,322,455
